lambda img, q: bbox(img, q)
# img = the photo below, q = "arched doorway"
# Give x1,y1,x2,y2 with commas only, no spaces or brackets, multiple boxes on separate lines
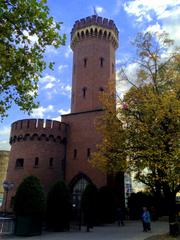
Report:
69,173,92,208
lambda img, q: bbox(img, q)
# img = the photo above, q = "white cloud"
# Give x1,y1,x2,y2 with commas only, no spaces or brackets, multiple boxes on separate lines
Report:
23,30,39,44
44,82,55,89
65,45,72,58
116,62,139,98
45,45,59,54
113,0,122,16
31,105,54,118
58,108,70,115
145,22,162,34
40,75,56,83
0,126,10,136
58,64,68,72
124,1,180,44
95,6,104,14
52,108,70,121
0,126,11,150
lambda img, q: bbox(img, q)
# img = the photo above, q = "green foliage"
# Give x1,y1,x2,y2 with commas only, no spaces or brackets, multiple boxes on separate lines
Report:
128,192,155,220
0,0,66,119
13,175,45,217
46,180,71,231
98,186,116,223
92,31,180,199
91,89,127,174
81,184,98,225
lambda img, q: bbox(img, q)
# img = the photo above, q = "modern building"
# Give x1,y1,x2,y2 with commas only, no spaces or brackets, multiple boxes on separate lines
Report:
3,15,123,211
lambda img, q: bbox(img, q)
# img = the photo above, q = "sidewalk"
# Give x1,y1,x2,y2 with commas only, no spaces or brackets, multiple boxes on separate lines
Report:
1,221,169,240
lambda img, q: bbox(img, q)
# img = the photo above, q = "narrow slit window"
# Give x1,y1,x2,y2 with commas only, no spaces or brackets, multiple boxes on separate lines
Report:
87,148,91,159
34,157,39,167
100,57,104,67
112,63,115,73
82,87,87,98
74,149,77,159
49,158,54,168
84,58,87,67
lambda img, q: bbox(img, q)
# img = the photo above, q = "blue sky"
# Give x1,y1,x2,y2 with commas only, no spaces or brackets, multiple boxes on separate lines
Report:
0,0,180,150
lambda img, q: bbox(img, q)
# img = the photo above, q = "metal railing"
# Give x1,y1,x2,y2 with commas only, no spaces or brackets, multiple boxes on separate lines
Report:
0,217,15,235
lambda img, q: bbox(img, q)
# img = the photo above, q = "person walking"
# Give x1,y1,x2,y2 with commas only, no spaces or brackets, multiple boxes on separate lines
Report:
116,207,125,226
142,207,151,232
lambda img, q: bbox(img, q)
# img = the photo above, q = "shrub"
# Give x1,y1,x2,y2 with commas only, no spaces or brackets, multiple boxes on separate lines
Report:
46,180,71,231
81,184,98,227
13,175,45,217
98,186,116,223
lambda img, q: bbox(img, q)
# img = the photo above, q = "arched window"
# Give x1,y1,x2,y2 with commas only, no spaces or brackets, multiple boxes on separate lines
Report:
70,174,92,208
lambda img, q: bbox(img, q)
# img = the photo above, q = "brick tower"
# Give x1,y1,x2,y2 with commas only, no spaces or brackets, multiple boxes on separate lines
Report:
3,15,119,212
62,15,118,202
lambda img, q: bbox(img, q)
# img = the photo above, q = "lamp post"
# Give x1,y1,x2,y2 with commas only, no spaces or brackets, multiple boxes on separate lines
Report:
3,180,14,216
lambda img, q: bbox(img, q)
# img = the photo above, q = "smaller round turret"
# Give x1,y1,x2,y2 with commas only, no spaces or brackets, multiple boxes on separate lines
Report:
4,119,68,212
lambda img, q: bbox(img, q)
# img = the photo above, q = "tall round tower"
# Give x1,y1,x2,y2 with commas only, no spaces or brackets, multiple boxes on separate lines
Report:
62,15,119,199
70,15,118,113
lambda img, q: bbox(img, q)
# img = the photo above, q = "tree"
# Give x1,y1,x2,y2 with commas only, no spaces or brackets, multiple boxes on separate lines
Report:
91,32,180,231
81,184,98,230
0,0,66,119
91,88,127,174
46,180,71,231
13,175,45,236
121,32,179,210
14,175,45,217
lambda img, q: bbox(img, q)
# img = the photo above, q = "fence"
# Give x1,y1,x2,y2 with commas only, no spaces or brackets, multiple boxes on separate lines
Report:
0,217,15,235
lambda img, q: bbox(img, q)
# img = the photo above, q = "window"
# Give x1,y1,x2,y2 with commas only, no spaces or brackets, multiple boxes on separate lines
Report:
87,148,91,159
83,58,87,67
100,57,104,67
73,149,77,159
34,157,39,168
49,158,54,168
82,87,87,98
15,158,24,168
112,63,115,73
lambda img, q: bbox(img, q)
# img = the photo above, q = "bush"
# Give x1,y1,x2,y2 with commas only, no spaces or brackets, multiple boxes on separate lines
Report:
46,180,71,231
98,186,116,223
13,175,45,217
81,184,98,227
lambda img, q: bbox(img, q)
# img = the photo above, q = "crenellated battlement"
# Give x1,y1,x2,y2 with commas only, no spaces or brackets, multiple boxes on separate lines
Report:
71,15,118,49
10,119,67,145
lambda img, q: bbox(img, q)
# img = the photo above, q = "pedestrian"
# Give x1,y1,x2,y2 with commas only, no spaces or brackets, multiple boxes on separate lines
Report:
142,207,151,232
116,207,125,226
